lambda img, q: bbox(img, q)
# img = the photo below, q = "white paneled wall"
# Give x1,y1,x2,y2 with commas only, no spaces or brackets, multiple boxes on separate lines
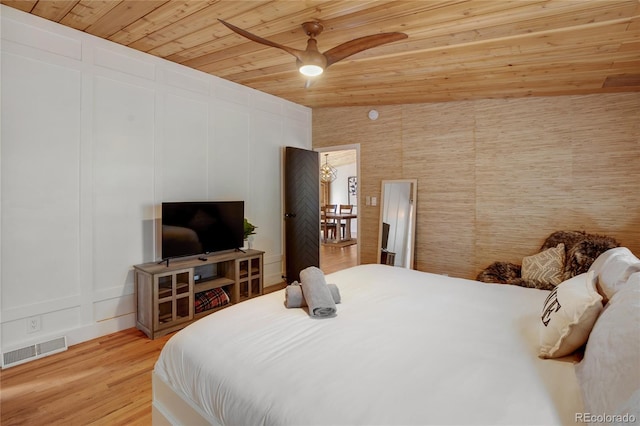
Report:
161,94,210,200
0,5,311,355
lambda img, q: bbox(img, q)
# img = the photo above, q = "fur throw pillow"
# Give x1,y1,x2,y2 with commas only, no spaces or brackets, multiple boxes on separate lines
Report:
476,230,619,290
542,231,619,280
475,261,556,290
565,236,619,279
540,230,590,252
476,261,521,284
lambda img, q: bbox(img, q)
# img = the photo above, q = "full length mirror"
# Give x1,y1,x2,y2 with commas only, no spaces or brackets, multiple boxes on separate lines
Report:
377,179,417,269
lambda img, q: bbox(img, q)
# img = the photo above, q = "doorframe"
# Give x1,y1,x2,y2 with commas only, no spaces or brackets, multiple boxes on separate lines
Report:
315,144,361,266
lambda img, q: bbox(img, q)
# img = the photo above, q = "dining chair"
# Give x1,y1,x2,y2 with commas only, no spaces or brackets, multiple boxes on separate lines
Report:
338,204,353,239
321,204,338,241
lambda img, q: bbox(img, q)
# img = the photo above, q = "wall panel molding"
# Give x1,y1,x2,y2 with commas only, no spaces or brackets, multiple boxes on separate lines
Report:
1,5,311,353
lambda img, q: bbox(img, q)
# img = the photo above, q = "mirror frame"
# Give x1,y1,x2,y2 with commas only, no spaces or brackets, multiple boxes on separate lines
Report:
377,179,418,269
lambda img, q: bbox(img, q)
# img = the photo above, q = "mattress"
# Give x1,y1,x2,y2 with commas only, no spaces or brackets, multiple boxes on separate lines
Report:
154,264,583,425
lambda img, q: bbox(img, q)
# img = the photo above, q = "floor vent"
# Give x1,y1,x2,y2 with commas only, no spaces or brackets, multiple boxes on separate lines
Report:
2,336,67,369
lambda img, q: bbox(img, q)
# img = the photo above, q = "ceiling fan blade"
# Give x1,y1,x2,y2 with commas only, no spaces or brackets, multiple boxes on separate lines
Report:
218,19,304,61
323,32,408,67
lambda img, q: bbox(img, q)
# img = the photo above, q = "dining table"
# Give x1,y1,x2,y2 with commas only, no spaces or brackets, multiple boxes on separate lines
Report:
322,211,357,243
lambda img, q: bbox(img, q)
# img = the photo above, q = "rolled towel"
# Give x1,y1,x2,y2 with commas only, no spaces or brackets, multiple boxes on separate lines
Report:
285,281,304,308
299,266,337,318
285,282,341,308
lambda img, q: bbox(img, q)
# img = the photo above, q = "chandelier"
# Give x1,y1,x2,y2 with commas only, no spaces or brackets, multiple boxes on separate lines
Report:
320,154,337,183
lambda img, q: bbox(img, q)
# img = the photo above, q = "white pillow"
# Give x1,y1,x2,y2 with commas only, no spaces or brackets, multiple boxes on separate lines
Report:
627,271,640,287
539,271,603,358
575,278,640,417
588,247,640,301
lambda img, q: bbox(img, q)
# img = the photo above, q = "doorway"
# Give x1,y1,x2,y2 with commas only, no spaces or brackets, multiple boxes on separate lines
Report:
316,144,360,272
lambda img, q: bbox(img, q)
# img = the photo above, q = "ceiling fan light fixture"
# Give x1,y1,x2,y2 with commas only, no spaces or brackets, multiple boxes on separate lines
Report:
299,64,324,76
218,18,407,85
297,50,326,77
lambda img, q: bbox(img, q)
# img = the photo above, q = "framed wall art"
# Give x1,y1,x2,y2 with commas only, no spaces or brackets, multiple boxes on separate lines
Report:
348,176,357,204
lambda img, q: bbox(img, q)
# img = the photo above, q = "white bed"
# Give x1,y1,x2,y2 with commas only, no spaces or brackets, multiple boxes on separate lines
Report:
153,264,592,425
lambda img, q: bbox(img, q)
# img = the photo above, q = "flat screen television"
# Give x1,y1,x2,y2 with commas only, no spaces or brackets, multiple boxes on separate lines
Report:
161,201,244,259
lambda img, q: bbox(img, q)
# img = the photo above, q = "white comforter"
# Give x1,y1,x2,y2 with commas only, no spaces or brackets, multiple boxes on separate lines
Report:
154,264,583,425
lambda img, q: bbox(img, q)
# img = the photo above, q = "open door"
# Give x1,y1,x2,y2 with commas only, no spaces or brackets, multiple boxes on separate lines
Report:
284,147,320,283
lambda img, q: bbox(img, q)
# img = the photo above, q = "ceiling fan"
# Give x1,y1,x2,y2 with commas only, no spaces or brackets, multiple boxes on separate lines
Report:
218,19,407,85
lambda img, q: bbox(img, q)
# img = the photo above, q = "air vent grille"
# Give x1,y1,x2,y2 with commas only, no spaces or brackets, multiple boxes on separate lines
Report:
2,336,67,368
37,337,67,355
3,345,37,366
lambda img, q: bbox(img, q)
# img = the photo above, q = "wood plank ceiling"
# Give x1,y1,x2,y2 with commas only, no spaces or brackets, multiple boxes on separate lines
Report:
2,0,639,108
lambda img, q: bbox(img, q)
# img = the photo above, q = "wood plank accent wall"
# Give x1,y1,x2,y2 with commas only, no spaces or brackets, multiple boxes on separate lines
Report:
313,93,640,280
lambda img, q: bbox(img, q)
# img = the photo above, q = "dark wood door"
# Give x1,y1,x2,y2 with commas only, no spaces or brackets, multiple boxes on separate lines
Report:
284,147,320,283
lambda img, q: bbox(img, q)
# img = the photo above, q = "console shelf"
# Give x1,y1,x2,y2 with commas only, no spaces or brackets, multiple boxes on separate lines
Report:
134,249,264,339
194,277,235,293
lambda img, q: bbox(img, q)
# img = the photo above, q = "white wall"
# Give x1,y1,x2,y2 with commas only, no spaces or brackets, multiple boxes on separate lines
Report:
0,5,311,356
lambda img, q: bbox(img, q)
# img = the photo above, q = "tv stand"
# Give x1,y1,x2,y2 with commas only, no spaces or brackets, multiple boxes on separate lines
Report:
134,249,264,339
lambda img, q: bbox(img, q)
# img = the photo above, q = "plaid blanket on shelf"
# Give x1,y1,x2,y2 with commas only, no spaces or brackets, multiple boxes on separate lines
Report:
194,288,230,313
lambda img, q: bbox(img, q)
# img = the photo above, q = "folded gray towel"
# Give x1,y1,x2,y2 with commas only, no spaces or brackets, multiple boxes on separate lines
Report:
285,281,341,308
285,281,305,308
299,266,337,318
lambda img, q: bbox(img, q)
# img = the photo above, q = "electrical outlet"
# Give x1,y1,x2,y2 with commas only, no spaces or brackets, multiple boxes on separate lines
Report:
27,315,41,333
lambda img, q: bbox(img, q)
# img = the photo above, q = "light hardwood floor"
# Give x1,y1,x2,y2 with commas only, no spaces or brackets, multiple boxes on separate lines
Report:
0,327,171,425
0,244,357,425
320,242,357,274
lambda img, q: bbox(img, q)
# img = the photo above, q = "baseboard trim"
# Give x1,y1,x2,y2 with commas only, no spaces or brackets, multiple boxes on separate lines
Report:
65,313,136,346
